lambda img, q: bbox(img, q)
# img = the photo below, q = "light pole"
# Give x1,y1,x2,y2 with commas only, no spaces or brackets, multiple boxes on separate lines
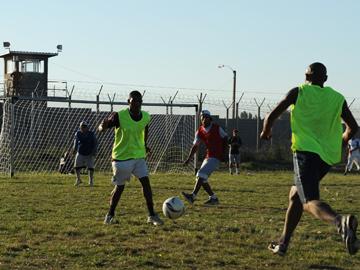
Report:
218,65,236,119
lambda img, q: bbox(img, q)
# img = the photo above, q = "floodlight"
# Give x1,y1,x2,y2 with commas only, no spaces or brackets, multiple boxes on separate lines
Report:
3,42,10,48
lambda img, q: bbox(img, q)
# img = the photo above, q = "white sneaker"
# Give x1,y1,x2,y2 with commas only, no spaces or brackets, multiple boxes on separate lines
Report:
338,215,358,255
104,214,115,224
147,214,164,226
268,242,287,256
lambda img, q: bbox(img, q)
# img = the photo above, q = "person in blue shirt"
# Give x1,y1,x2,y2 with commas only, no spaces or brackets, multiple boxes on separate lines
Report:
73,121,97,186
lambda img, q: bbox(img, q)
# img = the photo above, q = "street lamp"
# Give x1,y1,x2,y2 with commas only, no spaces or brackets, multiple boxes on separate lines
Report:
218,64,236,119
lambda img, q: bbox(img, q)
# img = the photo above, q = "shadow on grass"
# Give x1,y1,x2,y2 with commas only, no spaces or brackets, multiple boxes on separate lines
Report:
308,265,344,270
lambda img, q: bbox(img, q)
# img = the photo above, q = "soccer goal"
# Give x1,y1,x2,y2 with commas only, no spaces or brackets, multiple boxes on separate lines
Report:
0,96,198,176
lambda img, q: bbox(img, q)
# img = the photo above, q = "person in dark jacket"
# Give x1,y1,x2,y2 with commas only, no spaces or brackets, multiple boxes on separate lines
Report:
73,121,97,186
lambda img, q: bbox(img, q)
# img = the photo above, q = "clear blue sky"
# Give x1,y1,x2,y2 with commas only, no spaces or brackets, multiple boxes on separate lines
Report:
1,0,360,116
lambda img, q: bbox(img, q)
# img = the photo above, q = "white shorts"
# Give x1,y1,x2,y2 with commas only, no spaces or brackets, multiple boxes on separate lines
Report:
196,158,220,182
112,159,148,186
74,153,95,169
229,154,241,163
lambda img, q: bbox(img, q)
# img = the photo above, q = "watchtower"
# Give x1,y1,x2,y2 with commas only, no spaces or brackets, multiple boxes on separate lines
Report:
0,44,59,97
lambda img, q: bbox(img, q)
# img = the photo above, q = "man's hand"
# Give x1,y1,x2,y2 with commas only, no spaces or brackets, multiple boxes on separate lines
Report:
260,129,272,140
183,158,191,166
145,146,152,156
98,124,104,133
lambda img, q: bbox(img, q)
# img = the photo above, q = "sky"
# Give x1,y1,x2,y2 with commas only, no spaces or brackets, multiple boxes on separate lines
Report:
1,0,360,117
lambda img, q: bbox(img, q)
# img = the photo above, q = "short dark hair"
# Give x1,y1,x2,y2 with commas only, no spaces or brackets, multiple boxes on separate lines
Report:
129,90,142,100
305,62,328,84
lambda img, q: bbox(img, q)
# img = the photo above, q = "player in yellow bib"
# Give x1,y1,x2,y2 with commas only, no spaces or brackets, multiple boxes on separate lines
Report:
261,62,359,256
98,90,163,226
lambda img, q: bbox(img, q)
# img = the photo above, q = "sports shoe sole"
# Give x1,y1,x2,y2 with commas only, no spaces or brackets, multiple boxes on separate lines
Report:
147,218,164,226
268,242,287,256
345,215,358,255
204,200,219,206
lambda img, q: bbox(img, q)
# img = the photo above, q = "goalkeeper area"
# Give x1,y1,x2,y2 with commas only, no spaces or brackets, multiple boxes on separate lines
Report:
0,96,198,175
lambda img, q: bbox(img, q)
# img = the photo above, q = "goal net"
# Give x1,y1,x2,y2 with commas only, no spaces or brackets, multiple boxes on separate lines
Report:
0,97,197,175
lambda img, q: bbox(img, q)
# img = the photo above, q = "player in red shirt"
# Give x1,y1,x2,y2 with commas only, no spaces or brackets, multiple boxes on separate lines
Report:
182,110,228,205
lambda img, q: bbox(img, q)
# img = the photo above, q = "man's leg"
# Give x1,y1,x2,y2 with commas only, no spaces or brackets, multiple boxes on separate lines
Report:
139,176,155,216
303,200,338,224
303,199,358,255
202,180,219,205
139,176,163,226
182,177,203,204
88,168,94,186
279,186,304,245
269,186,303,256
74,153,84,186
202,180,214,197
353,157,360,171
193,177,204,196
74,167,82,186
87,156,95,186
108,185,125,217
235,162,240,174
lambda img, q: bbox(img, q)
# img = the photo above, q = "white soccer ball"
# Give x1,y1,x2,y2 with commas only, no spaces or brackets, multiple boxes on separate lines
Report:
162,196,185,219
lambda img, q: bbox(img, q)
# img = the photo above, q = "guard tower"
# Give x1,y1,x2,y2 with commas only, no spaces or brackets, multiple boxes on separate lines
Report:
0,45,58,97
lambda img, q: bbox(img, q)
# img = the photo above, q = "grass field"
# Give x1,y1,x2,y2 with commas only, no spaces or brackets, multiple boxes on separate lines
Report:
0,171,360,270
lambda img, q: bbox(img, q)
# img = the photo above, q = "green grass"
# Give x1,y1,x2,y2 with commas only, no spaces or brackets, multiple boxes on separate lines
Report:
0,171,360,269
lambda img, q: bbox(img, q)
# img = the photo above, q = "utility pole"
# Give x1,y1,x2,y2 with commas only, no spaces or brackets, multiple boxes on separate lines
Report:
218,65,237,119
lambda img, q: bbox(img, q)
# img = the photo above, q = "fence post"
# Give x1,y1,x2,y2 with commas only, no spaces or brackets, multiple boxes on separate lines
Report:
194,104,199,173
222,101,233,132
9,97,15,177
235,92,244,129
96,85,103,126
30,92,35,149
67,85,75,145
267,104,273,147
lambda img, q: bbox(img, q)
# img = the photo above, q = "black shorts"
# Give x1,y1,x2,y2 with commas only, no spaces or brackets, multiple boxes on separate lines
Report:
293,151,331,203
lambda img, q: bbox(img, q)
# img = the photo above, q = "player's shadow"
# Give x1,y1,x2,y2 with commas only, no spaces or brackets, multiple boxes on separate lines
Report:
308,265,344,270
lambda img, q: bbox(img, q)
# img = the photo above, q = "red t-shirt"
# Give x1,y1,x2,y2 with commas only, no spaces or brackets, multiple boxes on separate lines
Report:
196,123,225,160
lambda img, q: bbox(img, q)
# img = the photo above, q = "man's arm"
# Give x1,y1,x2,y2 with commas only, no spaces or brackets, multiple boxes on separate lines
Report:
183,130,201,165
183,144,199,165
98,112,120,132
73,132,78,154
341,100,358,144
144,124,151,154
260,87,298,140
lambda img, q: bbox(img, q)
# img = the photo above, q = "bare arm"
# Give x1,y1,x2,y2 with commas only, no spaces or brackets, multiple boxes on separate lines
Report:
341,100,359,145
183,144,199,165
73,132,78,154
98,112,120,132
144,124,151,154
260,87,298,140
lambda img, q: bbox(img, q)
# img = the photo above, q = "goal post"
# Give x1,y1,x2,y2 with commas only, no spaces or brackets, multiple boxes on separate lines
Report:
0,96,198,176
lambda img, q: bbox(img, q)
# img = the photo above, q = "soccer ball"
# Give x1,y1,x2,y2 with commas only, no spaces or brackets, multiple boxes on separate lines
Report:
162,196,185,219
